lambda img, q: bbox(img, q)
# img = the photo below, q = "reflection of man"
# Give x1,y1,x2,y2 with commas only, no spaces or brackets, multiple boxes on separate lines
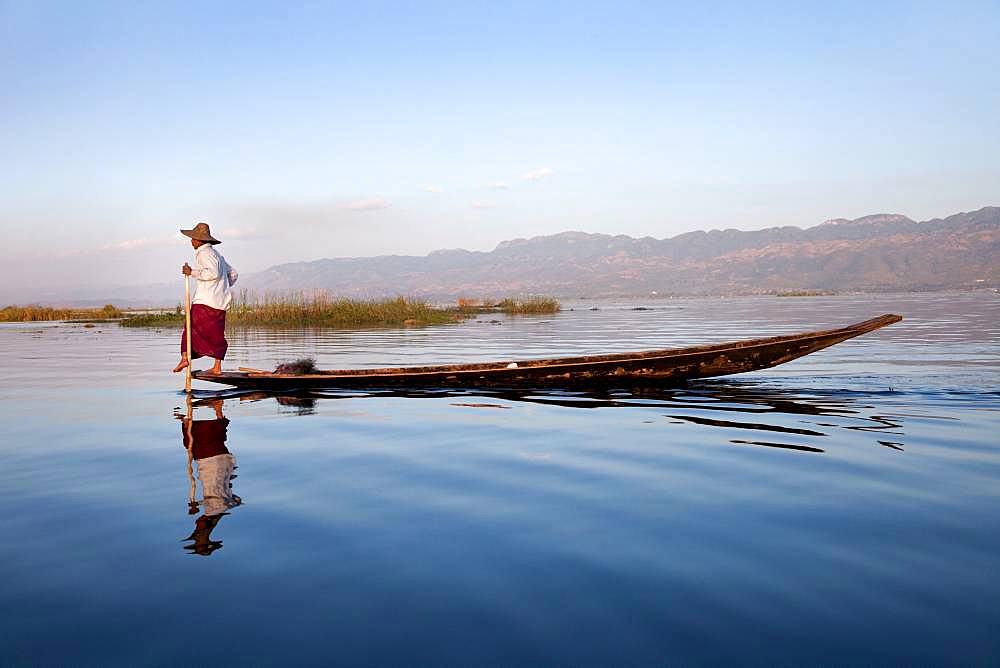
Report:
179,398,242,556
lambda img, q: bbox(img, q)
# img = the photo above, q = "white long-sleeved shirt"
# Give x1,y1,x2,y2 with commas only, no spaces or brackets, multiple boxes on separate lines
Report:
196,452,241,516
191,244,238,310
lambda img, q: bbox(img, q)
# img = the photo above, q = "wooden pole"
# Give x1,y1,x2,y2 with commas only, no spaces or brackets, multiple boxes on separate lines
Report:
184,274,193,393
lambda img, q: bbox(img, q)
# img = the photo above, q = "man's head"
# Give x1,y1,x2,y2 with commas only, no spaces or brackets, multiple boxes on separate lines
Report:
180,222,221,246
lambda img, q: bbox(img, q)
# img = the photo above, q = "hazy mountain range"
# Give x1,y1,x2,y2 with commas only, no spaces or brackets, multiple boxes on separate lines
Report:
241,206,998,300
28,206,1000,306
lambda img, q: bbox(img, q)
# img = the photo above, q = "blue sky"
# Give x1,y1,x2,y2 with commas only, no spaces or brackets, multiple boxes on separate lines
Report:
2,0,998,294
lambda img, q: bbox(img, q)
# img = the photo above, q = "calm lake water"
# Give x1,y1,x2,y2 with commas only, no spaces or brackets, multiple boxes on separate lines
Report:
2,293,998,665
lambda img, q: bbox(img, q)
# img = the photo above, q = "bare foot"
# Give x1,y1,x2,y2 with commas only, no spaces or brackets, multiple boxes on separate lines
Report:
205,364,223,376
173,358,190,373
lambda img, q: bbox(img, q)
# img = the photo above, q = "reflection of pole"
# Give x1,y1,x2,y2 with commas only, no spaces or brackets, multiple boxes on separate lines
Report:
184,275,193,393
185,394,197,509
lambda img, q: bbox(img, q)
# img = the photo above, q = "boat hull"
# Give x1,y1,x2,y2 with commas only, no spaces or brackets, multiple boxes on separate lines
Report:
193,314,901,390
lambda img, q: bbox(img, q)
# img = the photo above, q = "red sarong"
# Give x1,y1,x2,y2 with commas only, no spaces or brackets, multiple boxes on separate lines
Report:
181,418,231,460
181,304,228,360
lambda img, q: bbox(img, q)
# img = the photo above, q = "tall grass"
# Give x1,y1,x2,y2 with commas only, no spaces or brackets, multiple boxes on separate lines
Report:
229,292,463,327
771,290,834,297
116,292,562,328
120,293,467,328
454,296,561,315
118,311,185,327
496,297,560,315
1,304,122,322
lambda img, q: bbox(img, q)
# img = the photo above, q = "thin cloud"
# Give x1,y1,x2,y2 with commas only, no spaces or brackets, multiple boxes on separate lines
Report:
65,227,259,258
220,227,266,240
100,237,175,252
55,249,86,258
424,185,443,193
487,181,509,190
218,199,391,231
341,197,390,211
55,236,177,258
522,167,554,181
471,200,498,209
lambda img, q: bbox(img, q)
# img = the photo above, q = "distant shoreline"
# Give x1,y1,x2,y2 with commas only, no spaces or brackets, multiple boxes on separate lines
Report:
4,287,996,315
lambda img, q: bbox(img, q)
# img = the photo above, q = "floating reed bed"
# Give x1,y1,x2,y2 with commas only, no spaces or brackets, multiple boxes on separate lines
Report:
771,290,835,297
116,293,562,328
120,293,467,328
228,293,463,327
454,297,561,315
496,297,560,315
1,304,122,322
118,310,184,327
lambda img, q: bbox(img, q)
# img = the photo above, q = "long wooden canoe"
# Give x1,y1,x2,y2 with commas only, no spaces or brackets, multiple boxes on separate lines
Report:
192,313,901,390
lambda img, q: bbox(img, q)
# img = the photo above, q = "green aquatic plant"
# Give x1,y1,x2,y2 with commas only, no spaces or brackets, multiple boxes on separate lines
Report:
1,304,123,322
771,290,835,297
117,293,561,328
496,297,561,315
119,312,185,327
120,293,471,329
227,292,465,327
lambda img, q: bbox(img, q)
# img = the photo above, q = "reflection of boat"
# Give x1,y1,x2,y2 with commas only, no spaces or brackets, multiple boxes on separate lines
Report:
194,314,901,390
222,379,911,455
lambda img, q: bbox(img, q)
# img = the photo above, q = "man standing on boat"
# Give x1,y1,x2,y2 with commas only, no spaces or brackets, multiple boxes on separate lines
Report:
173,223,238,376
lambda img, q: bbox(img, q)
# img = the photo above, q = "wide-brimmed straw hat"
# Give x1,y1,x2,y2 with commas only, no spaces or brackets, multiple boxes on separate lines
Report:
180,222,221,244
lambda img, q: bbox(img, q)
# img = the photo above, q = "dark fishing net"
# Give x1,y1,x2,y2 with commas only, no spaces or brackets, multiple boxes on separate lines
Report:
274,357,318,375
